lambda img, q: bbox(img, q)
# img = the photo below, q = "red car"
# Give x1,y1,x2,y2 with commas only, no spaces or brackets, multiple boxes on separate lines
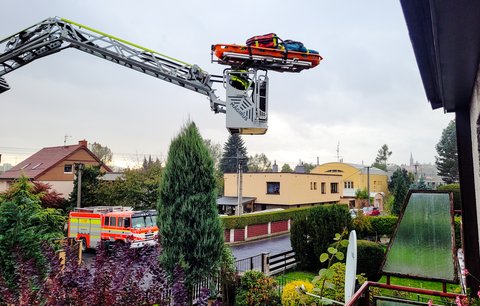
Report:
365,207,380,216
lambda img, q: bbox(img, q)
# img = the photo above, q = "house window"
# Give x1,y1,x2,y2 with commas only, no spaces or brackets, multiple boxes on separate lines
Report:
21,163,31,170
64,164,73,173
314,182,317,190
331,183,338,194
321,182,326,194
344,181,354,189
267,182,280,194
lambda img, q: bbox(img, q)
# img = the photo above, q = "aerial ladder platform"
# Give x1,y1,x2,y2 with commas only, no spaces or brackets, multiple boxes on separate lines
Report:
0,17,321,135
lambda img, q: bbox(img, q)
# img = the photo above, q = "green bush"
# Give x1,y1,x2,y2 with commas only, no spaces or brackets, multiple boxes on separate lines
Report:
291,204,352,271
290,217,317,271
0,176,65,288
281,280,315,306
220,246,238,305
332,240,384,282
234,270,280,306
314,262,367,303
437,184,462,211
314,262,346,302
352,213,372,239
369,216,398,236
356,240,384,281
221,205,336,229
455,216,462,250
354,216,398,237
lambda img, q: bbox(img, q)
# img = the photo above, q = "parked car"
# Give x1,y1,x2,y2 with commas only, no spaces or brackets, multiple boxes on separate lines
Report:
349,209,360,218
365,207,380,216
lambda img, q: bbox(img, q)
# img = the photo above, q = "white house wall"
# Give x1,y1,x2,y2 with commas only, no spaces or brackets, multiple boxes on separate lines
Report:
0,181,9,193
41,180,74,199
470,66,480,249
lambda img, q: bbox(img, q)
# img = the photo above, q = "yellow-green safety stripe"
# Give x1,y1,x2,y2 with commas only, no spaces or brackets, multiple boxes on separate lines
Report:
68,234,100,239
70,218,101,224
60,17,192,67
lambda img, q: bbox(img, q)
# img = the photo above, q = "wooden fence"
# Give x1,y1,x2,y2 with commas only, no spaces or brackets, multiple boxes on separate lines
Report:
234,249,296,276
268,250,296,275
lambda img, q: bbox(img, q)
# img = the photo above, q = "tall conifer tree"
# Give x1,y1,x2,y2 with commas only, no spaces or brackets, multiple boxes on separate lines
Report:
220,134,248,173
158,122,224,288
435,120,459,184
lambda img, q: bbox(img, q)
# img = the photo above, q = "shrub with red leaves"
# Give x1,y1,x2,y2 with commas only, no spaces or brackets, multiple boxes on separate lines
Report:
33,181,67,210
0,242,190,305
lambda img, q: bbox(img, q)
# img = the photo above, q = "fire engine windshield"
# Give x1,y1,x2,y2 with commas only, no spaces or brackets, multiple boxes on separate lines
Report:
131,214,157,228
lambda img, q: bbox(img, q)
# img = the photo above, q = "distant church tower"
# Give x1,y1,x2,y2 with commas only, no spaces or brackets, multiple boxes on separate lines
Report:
410,153,414,166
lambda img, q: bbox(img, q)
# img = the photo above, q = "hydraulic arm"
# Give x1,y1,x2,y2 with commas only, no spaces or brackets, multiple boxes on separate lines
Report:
0,17,274,134
0,17,225,111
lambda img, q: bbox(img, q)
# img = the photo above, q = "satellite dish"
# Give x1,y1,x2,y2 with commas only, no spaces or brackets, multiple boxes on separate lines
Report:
344,230,357,303
458,249,467,294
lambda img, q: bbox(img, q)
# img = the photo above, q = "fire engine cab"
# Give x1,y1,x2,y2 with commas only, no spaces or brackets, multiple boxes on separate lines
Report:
68,206,158,250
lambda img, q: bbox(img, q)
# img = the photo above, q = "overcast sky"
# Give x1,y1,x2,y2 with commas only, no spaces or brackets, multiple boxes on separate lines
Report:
0,1,454,169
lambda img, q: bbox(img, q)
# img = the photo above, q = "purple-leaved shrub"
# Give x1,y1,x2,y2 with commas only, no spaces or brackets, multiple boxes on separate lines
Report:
0,242,191,305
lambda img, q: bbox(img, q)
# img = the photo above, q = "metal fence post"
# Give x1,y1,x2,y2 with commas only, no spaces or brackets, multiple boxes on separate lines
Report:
262,252,270,275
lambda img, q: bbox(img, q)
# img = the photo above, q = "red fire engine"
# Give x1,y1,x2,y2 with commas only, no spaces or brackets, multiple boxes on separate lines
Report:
68,206,158,250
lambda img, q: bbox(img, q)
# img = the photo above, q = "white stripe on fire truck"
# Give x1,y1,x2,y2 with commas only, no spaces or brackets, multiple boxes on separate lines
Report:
101,228,131,233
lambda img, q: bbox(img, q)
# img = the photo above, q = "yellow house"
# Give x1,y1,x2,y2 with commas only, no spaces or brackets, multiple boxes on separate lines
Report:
311,162,389,209
223,172,342,212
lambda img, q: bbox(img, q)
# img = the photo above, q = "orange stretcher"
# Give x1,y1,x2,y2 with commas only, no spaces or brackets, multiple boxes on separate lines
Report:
212,44,323,73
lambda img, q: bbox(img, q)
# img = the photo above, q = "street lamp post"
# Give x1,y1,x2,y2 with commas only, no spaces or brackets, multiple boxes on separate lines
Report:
366,166,371,207
75,163,84,209
236,151,246,216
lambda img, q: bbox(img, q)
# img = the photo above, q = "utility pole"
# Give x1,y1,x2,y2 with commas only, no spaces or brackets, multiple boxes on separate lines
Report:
64,134,71,147
337,141,340,162
236,150,245,216
366,166,371,207
75,163,84,208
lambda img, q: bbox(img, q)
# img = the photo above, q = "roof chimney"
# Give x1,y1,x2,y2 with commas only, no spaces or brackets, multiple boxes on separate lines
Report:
78,140,88,147
272,160,278,172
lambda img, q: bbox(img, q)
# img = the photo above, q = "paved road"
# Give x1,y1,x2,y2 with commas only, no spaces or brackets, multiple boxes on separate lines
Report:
83,234,293,264
229,233,292,260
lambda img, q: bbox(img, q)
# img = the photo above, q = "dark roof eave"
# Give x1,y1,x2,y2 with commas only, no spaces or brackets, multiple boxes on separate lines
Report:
400,0,480,112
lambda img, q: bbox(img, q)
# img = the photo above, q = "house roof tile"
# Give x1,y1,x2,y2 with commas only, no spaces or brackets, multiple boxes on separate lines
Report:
0,143,110,180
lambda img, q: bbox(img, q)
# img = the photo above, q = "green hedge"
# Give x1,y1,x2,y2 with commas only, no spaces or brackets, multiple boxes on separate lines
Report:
235,271,281,305
369,216,398,236
356,240,385,281
290,204,352,271
437,184,462,211
333,240,384,282
353,216,398,238
354,215,462,249
220,204,342,229
455,216,461,250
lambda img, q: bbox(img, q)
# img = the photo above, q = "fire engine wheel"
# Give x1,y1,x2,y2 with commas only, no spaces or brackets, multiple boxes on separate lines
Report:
114,240,125,247
80,238,87,252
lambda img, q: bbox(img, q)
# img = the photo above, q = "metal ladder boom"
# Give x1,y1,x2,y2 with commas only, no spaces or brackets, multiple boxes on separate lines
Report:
0,17,226,113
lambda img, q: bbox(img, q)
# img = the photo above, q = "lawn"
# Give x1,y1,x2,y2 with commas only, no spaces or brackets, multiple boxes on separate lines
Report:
275,270,316,284
276,270,461,295
378,275,461,294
